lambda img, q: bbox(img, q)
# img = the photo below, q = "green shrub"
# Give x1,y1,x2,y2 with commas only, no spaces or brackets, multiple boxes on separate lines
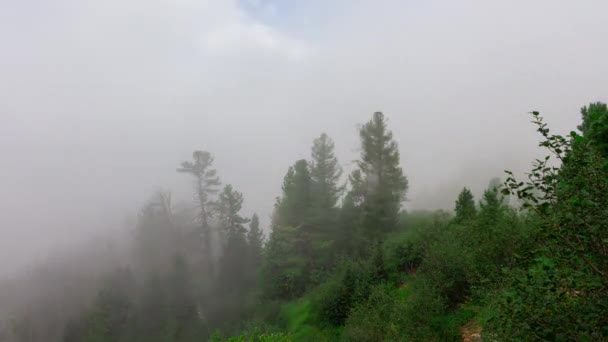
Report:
341,283,407,341
310,259,377,327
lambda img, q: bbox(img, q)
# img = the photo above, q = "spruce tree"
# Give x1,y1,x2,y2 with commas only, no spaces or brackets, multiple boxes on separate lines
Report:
310,133,343,223
454,187,476,223
216,185,249,286
215,185,250,323
309,133,343,269
479,182,506,223
352,112,408,239
247,213,264,272
217,184,249,237
273,159,313,228
262,160,314,299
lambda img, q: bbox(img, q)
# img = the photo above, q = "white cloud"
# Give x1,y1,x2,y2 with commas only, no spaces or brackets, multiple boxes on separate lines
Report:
200,20,311,59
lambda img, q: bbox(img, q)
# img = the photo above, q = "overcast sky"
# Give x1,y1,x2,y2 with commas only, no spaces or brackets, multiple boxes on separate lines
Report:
1,0,607,276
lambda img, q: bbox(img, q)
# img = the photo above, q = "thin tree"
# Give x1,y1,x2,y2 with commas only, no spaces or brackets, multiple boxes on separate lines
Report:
177,150,221,275
247,213,264,271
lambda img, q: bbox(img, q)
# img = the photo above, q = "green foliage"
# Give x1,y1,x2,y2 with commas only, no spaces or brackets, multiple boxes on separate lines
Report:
384,211,450,282
210,327,292,342
247,213,264,286
259,226,308,300
273,160,313,228
454,187,476,223
334,193,362,257
343,277,467,342
341,283,408,341
308,133,343,271
218,184,249,236
496,108,608,340
350,111,408,239
216,185,252,323
311,258,379,327
310,133,343,219
578,102,608,157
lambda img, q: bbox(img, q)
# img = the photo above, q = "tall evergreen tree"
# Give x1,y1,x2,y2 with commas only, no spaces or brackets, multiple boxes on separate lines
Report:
309,133,343,269
454,187,476,223
479,181,506,223
310,133,343,222
273,160,313,228
217,184,249,237
177,151,221,275
247,213,264,272
578,102,608,157
259,225,307,300
215,185,251,323
351,112,408,239
216,185,249,289
262,160,315,299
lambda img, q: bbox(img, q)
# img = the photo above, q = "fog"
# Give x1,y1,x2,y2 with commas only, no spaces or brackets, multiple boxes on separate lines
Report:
1,0,607,277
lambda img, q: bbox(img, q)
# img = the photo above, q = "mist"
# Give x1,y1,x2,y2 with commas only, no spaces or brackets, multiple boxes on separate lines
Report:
2,2,608,339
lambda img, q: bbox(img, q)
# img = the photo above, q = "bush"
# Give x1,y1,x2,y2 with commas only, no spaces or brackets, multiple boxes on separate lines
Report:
310,259,377,327
341,283,407,341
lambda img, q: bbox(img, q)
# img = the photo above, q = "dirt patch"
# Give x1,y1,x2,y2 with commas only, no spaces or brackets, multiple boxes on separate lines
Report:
460,319,482,342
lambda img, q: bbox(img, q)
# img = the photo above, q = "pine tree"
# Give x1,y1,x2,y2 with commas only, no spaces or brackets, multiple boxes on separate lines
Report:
217,184,249,237
262,161,314,299
310,133,343,223
273,160,313,228
215,185,251,323
479,181,506,223
454,187,476,223
216,185,249,290
247,213,264,272
352,112,408,239
259,225,307,300
177,151,221,275
309,133,343,269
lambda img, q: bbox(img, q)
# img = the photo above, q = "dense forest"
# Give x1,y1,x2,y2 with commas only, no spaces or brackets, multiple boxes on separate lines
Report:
1,104,607,341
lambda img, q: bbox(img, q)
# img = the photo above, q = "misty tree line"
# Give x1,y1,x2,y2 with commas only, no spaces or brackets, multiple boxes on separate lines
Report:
1,104,607,341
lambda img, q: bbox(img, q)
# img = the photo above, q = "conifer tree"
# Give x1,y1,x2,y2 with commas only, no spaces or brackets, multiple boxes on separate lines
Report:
262,161,314,299
578,102,608,157
309,133,343,269
273,159,313,228
259,225,307,299
310,133,343,224
215,185,251,323
177,151,221,275
480,179,505,217
217,184,249,236
216,184,249,287
454,187,476,223
247,213,264,272
351,112,408,239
